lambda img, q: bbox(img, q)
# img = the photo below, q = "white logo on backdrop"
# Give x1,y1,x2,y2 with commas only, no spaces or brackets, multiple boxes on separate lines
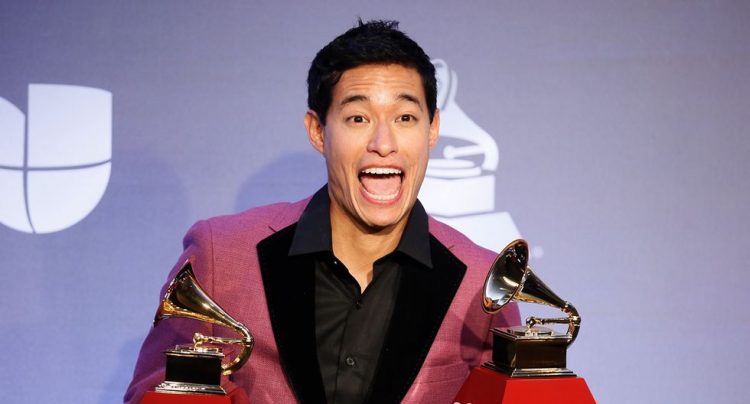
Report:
0,84,112,234
420,60,521,252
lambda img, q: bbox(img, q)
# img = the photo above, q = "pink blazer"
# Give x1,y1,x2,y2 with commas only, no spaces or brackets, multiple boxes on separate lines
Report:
125,197,519,403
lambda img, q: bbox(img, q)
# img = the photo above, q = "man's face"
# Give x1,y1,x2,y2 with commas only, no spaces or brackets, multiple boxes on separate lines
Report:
305,64,439,232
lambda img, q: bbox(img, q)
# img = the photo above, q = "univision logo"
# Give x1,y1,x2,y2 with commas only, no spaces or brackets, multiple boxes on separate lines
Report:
0,84,112,234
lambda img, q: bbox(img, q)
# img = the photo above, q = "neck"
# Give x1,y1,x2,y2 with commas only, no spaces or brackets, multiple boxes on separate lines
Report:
329,204,408,291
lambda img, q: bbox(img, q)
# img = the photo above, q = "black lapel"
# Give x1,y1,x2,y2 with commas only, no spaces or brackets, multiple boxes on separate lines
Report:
257,223,327,404
365,235,467,403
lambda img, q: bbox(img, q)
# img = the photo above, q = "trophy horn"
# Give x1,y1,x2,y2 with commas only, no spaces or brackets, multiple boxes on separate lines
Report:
155,261,254,375
482,239,581,344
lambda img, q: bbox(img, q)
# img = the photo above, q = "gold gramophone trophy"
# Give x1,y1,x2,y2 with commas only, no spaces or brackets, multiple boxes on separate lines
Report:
454,239,595,403
142,261,254,404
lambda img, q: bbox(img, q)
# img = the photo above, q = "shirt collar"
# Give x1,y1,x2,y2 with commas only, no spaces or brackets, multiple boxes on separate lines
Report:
288,185,433,269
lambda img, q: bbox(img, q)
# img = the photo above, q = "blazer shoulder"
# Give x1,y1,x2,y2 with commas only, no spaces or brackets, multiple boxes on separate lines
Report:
184,197,310,247
427,215,497,272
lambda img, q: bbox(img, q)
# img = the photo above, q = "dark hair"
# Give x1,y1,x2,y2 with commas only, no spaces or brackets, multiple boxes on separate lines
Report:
307,19,437,126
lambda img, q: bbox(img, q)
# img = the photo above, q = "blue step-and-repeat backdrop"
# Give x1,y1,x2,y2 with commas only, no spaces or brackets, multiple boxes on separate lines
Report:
1,2,749,403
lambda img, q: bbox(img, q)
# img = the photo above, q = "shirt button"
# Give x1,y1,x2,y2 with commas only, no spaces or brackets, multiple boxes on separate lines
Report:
345,356,356,367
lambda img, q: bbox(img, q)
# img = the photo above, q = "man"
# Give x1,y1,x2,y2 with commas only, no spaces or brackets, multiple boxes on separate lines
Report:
125,20,519,404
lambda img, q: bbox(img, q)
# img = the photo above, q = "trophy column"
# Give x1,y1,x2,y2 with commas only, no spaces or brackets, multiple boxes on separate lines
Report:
454,367,594,404
142,391,231,404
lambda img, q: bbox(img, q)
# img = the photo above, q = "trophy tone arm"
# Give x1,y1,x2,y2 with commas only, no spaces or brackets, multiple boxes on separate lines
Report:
525,301,581,344
193,329,255,375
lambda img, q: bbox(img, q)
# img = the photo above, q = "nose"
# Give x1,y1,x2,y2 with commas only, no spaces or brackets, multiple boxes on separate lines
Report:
367,121,397,157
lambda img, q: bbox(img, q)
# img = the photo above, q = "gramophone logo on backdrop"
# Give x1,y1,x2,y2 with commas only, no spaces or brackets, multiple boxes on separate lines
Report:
420,60,521,252
0,84,112,234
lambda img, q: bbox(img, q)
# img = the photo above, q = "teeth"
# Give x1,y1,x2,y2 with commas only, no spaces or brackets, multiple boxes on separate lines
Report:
361,167,402,175
362,188,399,201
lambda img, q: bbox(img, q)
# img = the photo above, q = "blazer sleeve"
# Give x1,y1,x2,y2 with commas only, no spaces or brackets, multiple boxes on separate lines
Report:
123,220,250,404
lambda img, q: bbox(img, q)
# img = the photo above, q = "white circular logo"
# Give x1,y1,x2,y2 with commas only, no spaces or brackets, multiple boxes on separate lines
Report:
0,84,112,234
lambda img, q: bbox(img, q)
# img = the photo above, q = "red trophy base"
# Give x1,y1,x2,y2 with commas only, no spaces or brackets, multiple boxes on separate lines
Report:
453,367,595,404
142,391,231,404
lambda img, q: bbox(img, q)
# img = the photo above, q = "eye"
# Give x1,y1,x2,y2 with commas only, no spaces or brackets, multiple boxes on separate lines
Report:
347,115,368,124
397,114,417,123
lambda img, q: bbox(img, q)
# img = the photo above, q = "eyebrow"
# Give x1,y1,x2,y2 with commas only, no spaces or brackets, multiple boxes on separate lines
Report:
339,93,424,110
340,94,369,106
397,93,423,110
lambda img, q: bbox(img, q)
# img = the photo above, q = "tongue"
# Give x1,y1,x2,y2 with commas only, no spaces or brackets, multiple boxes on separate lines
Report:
361,175,401,196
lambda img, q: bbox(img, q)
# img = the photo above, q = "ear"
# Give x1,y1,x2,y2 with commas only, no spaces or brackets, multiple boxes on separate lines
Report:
428,108,440,150
304,110,325,154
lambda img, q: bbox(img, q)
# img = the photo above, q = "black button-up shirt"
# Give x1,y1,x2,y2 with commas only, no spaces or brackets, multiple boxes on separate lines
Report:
288,188,433,404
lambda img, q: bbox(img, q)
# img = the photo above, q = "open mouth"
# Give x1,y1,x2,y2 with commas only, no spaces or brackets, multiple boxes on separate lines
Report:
359,167,404,202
